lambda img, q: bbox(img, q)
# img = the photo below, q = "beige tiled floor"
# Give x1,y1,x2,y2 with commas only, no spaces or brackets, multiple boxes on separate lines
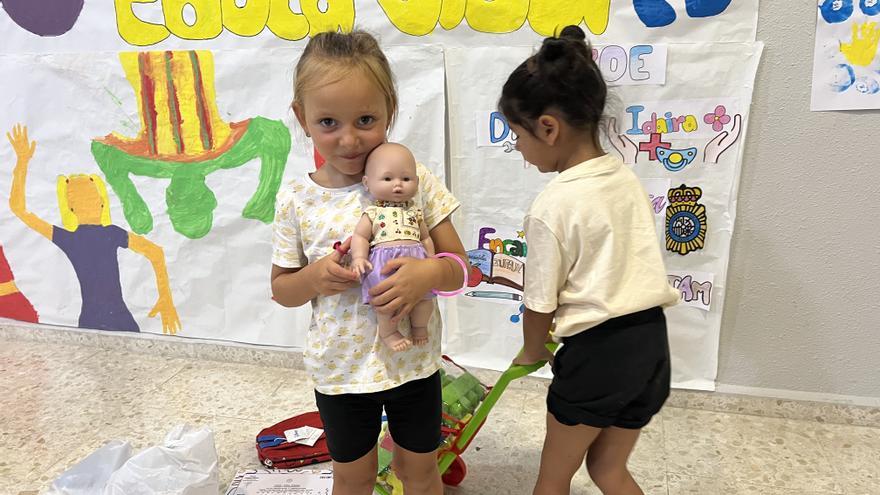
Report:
2,339,878,495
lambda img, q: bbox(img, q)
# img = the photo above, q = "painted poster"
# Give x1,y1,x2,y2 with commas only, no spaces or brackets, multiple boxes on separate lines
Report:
1,0,761,390
0,1,758,53
444,42,762,390
0,45,445,345
812,0,880,110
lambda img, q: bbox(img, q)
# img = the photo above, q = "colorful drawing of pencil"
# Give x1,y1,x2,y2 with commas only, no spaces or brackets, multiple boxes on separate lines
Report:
465,291,523,301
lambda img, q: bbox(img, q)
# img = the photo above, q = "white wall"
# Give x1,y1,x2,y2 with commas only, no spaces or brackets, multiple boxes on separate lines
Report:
716,2,880,402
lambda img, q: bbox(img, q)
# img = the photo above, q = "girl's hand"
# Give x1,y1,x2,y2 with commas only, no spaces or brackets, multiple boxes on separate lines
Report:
512,345,554,367
6,124,36,163
368,256,437,324
309,237,359,296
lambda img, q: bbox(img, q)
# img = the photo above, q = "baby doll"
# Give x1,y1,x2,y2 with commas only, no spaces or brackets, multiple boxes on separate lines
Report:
351,143,435,352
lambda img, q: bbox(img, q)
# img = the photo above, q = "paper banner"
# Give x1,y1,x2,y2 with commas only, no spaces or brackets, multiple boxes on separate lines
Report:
812,0,880,110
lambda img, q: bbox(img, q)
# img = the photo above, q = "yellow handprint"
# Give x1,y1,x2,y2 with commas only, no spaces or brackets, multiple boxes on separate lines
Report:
841,22,880,67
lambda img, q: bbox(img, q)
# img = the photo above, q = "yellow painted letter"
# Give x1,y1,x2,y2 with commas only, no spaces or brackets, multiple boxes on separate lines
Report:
267,0,310,40
221,0,269,37
439,0,465,30
301,0,355,36
163,0,223,40
527,0,610,37
115,0,170,46
376,0,441,36
528,0,586,36
583,0,610,35
465,0,529,34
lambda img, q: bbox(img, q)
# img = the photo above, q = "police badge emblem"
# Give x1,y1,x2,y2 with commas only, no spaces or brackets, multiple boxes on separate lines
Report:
666,184,707,255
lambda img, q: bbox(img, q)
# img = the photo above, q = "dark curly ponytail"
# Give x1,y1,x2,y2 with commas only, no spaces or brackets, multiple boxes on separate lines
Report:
499,25,606,147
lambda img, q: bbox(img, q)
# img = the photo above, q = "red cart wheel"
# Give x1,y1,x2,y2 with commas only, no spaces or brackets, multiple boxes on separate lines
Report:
442,456,467,486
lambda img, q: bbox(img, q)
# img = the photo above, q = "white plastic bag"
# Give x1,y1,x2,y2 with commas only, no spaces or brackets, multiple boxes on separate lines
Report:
48,424,220,495
47,440,132,495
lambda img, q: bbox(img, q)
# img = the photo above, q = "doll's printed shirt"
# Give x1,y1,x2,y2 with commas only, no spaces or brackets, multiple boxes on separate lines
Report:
363,201,424,246
271,163,459,395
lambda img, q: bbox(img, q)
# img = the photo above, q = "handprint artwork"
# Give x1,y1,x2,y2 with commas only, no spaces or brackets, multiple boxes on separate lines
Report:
812,0,880,109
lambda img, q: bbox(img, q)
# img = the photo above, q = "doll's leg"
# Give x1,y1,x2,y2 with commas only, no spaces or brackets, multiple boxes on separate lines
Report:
408,299,433,346
377,312,412,352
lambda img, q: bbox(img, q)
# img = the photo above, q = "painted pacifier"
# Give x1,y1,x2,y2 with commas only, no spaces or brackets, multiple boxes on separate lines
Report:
656,147,698,172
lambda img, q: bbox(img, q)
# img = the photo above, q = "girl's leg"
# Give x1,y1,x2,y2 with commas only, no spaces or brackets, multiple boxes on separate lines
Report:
377,312,411,352
534,413,602,495
585,427,643,495
314,389,383,495
392,445,443,495
384,373,443,494
408,299,433,346
331,445,379,495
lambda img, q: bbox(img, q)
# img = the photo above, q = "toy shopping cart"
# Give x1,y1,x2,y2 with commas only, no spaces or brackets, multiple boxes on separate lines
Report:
375,343,557,494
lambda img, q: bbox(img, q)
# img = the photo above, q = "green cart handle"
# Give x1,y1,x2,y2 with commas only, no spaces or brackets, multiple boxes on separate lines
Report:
436,342,558,476
374,343,558,495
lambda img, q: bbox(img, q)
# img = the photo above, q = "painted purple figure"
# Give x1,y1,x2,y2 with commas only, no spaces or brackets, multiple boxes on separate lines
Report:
1,0,84,37
52,224,138,331
8,124,181,334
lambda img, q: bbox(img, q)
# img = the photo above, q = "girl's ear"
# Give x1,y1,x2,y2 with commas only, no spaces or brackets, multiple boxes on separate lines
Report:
536,114,560,146
292,102,308,134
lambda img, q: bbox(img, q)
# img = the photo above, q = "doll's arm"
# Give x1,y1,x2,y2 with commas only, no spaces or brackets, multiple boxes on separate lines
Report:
351,214,374,276
419,218,435,256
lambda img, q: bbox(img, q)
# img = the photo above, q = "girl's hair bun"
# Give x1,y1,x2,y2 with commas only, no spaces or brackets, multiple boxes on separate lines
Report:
559,25,586,41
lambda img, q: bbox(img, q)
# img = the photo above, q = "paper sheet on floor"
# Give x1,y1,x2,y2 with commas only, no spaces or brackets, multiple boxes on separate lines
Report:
224,469,333,495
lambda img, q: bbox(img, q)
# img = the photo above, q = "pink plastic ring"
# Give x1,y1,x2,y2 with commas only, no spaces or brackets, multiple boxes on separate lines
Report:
431,252,468,297
333,237,351,255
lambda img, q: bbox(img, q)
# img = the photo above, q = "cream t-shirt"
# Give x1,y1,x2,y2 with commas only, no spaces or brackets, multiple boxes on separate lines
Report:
272,164,460,394
523,154,679,340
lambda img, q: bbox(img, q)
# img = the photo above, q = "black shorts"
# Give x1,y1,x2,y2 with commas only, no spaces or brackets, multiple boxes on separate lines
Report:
314,372,442,463
548,307,670,430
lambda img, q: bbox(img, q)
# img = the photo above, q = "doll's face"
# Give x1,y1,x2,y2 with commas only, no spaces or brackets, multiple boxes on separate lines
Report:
363,143,419,202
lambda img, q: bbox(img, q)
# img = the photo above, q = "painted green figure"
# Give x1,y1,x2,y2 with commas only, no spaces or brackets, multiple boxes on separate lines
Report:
92,117,290,239
91,50,291,239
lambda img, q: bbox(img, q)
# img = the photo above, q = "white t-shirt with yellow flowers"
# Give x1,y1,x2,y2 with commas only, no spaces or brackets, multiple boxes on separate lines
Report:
272,163,460,395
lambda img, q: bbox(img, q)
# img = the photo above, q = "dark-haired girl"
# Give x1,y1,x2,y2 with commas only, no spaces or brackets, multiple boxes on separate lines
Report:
505,25,680,495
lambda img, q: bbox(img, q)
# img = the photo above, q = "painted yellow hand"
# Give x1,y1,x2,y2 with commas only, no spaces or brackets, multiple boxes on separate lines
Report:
150,296,181,335
841,21,880,67
6,124,36,162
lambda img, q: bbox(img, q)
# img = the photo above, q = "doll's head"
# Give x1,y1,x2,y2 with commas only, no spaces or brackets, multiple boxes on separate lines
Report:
362,143,419,202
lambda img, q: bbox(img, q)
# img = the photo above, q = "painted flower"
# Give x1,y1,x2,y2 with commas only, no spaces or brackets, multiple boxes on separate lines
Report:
704,105,731,132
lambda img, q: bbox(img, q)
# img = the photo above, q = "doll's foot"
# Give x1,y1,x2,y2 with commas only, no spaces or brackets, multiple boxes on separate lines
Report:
410,327,429,346
382,332,412,352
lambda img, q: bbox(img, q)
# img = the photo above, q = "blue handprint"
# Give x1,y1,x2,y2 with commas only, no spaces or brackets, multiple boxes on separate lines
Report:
634,0,732,28
820,0,854,23
861,0,880,16
633,0,677,28
686,0,733,18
